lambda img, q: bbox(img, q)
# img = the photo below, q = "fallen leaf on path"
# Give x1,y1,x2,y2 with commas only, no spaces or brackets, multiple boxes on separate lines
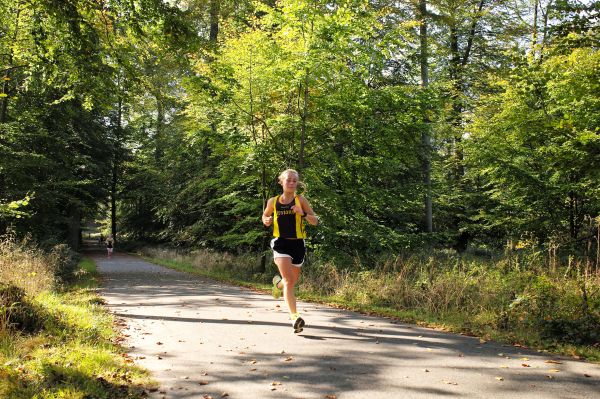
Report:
545,360,562,364
546,375,554,379
442,380,458,385
284,357,293,362
156,342,163,345
199,381,209,385
495,377,504,381
423,369,430,372
521,364,530,367
221,393,229,397
250,368,257,371
270,381,282,386
584,374,591,378
325,395,337,399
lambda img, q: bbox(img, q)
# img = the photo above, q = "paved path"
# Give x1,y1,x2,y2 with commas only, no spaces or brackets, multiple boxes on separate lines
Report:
92,253,599,399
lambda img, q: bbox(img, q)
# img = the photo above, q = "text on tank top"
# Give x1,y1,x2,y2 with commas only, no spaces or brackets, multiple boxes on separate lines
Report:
273,195,306,239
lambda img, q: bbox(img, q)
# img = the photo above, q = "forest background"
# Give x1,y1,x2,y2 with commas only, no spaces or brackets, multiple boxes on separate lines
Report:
1,0,599,356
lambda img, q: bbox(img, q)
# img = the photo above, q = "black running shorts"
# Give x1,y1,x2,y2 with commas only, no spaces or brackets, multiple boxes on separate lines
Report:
271,238,306,266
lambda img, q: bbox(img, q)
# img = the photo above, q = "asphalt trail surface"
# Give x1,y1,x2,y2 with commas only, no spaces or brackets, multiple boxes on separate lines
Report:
93,253,599,399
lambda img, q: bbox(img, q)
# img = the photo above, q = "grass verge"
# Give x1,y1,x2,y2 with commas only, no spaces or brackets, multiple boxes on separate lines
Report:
0,257,156,399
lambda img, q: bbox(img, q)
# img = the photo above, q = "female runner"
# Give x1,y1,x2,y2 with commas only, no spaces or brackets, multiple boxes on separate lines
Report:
262,169,318,333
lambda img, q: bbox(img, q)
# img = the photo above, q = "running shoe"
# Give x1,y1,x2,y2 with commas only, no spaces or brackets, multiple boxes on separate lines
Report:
272,275,282,299
291,314,305,333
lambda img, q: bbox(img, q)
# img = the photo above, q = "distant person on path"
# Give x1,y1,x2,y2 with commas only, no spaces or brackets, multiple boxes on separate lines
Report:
106,234,114,259
262,169,319,333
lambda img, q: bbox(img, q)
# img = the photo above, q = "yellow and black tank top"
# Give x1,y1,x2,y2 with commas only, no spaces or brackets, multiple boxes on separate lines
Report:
273,195,307,239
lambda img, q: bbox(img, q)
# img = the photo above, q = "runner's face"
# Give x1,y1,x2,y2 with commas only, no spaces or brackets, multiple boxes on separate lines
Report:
281,173,298,193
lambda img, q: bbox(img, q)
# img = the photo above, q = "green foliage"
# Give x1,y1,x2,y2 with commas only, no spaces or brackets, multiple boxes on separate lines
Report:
467,43,600,245
0,196,30,219
1,0,598,276
502,273,600,345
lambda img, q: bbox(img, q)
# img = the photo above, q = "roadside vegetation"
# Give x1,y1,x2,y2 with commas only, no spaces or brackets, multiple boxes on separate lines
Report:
139,242,600,363
0,237,154,398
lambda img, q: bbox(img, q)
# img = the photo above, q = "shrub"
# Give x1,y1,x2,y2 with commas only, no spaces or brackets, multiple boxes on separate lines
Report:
47,244,79,284
0,235,78,293
541,315,600,345
0,284,43,334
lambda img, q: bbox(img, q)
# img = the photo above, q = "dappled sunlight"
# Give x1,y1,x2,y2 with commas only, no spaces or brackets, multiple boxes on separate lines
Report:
97,256,600,398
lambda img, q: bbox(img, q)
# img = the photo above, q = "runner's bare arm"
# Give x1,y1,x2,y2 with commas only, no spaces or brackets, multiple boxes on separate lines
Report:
262,197,275,226
298,196,318,226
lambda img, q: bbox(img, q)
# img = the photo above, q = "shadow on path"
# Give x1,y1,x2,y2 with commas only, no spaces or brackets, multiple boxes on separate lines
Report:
91,251,600,399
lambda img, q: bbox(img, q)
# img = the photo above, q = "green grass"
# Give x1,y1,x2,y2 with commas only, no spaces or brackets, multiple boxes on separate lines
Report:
0,257,156,399
139,247,600,363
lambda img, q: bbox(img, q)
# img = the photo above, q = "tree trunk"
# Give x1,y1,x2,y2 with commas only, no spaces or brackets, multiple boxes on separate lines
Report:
155,95,164,161
208,0,219,150
532,0,539,53
298,70,309,171
449,23,465,179
209,0,220,44
569,191,576,239
67,205,80,251
259,164,268,273
1,2,22,123
419,0,433,233
111,94,123,242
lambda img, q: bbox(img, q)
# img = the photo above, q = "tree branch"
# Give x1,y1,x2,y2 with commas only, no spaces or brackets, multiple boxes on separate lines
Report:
462,0,486,66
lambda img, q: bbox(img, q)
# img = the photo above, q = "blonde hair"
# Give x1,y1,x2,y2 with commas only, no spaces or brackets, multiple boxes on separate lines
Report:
278,169,306,192
278,169,299,184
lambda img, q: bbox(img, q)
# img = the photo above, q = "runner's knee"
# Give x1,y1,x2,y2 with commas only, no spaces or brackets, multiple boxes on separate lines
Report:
281,277,296,288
